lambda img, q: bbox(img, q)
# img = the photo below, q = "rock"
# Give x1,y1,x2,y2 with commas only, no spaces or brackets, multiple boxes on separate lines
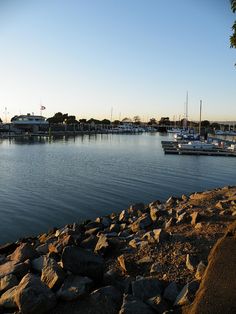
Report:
117,254,128,273
110,223,120,233
0,286,17,309
62,246,104,282
128,238,141,249
97,216,111,228
186,254,198,272
85,227,101,236
190,212,200,225
94,234,109,254
149,200,161,208
0,274,18,294
52,285,122,314
174,280,199,306
35,243,49,255
15,273,57,314
195,222,203,230
9,243,38,263
89,286,123,311
80,235,98,251
164,217,175,229
0,260,29,279
0,243,18,256
119,210,129,222
132,277,163,301
150,262,160,275
176,212,188,224
119,294,155,314
150,207,159,222
57,274,93,301
41,257,65,289
147,295,170,313
136,256,153,265
31,256,45,273
163,282,180,303
195,261,206,280
129,203,145,214
142,229,169,244
166,196,179,207
131,214,152,233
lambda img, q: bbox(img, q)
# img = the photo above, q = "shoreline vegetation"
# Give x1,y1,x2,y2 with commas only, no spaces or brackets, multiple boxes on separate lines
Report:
0,186,236,313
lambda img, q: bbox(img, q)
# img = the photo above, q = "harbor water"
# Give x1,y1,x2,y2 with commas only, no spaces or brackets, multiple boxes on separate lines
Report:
0,133,235,244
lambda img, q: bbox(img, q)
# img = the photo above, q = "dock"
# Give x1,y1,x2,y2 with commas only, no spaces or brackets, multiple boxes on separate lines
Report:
161,141,236,157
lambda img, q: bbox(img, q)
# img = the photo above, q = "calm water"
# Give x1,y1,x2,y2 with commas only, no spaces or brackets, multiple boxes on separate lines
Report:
0,133,235,244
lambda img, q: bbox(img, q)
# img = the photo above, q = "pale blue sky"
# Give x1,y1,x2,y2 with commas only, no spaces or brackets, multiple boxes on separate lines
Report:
0,0,235,121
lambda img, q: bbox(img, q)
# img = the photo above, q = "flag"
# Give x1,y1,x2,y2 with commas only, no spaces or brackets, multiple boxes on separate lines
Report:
40,105,46,110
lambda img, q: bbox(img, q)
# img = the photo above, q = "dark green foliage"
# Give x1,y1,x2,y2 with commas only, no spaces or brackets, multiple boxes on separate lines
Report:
47,112,78,124
231,0,236,48
201,120,210,128
112,120,120,125
211,122,221,130
101,119,111,125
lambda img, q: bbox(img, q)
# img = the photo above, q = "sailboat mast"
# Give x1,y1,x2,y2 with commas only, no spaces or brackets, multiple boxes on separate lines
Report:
186,91,188,121
199,100,202,135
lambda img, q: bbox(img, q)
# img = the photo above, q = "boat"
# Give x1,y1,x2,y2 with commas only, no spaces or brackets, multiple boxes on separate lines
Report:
11,114,48,126
174,131,200,141
167,128,183,133
178,141,215,151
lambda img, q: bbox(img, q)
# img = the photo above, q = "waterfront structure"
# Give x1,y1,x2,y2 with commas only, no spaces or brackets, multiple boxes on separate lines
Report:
11,114,48,133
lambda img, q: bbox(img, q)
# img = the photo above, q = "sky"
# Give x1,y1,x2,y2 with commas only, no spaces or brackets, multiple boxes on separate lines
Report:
0,0,235,122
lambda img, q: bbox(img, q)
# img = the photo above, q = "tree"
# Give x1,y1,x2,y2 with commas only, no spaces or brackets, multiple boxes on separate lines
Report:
122,117,132,123
0,117,2,123
148,118,157,125
101,119,111,125
87,118,101,124
211,122,220,130
112,120,120,125
133,116,141,124
47,112,67,124
65,115,79,125
230,1,236,49
201,120,210,128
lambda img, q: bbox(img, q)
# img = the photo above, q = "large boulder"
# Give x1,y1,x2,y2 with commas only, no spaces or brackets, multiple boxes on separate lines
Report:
0,242,18,255
41,257,65,289
51,285,122,314
132,277,163,301
62,246,104,282
119,294,155,314
183,221,236,314
131,214,152,233
15,273,57,314
57,275,93,301
0,260,29,279
163,281,180,303
9,243,38,263
0,274,18,294
0,286,18,309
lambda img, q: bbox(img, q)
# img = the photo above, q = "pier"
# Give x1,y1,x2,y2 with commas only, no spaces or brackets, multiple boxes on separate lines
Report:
161,141,236,157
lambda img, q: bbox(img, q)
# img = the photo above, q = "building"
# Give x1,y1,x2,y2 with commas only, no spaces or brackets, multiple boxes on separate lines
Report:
11,114,48,133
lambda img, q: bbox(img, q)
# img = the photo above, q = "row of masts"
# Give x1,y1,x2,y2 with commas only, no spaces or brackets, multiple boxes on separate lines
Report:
184,91,202,133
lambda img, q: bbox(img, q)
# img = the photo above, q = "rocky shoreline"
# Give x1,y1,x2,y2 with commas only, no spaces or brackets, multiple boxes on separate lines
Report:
0,186,236,314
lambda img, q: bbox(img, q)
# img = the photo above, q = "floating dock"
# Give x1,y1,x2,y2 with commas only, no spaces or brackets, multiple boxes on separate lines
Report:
161,141,236,157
